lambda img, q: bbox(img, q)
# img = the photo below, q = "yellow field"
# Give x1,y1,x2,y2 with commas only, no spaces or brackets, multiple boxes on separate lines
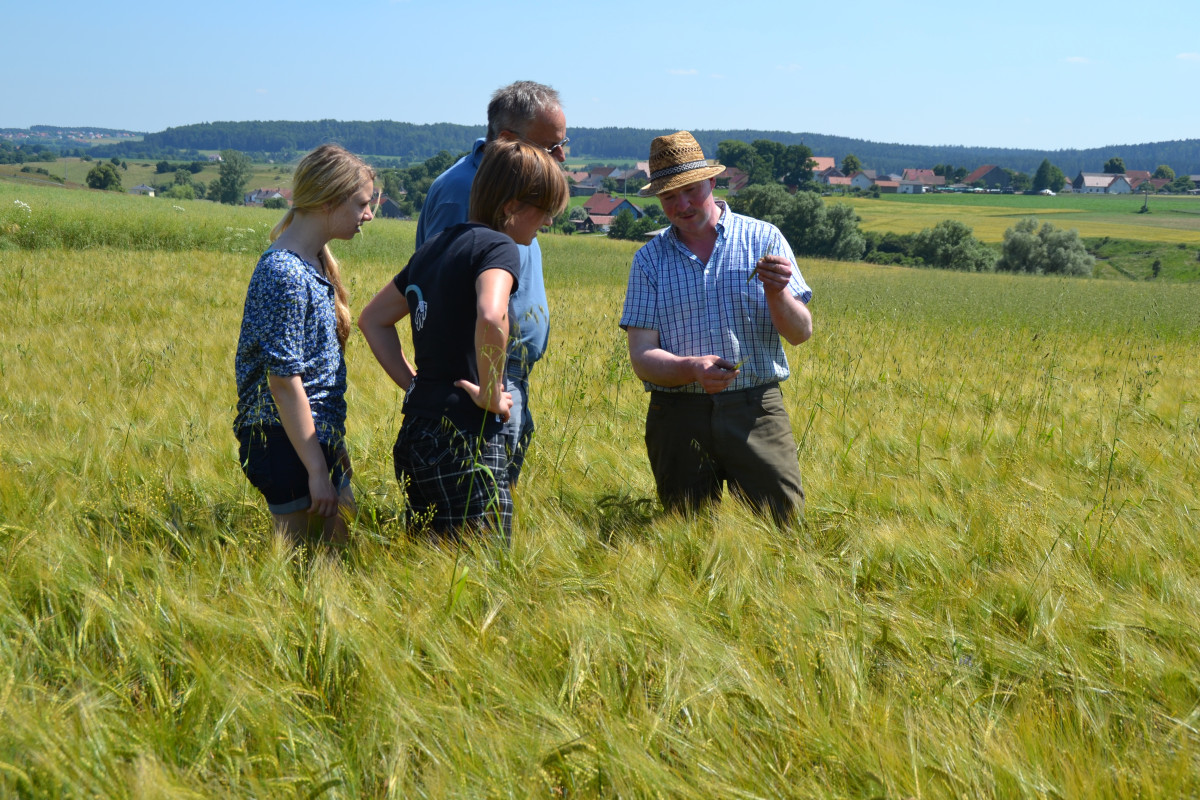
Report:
836,194,1200,244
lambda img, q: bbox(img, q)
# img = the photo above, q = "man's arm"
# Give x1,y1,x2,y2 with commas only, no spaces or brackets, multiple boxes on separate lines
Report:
626,327,738,395
753,255,813,345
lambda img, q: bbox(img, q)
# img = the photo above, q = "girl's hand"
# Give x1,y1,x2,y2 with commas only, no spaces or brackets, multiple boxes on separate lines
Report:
455,379,513,422
307,471,339,518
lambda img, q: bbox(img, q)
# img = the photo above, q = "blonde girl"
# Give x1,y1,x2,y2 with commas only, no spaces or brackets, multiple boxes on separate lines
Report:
234,143,375,546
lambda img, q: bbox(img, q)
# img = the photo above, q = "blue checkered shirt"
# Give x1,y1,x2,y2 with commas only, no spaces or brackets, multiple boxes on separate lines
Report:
619,201,812,394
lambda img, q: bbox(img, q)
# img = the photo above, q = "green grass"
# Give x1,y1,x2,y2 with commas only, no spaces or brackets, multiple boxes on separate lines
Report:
2,187,1200,795
0,157,296,197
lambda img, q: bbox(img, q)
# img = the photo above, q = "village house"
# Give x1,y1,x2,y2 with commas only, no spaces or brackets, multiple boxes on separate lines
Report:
128,184,155,197
1073,173,1132,194
963,165,1010,190
903,168,947,188
849,170,878,191
715,166,750,193
374,195,408,219
809,157,836,174
816,167,846,185
244,187,291,205
583,191,643,220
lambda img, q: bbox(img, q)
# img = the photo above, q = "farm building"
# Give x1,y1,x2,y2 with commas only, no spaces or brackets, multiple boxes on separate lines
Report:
1072,173,1133,194
963,165,1010,189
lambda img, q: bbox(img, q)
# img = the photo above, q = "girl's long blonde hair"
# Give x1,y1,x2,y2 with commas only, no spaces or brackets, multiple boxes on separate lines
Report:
271,143,375,347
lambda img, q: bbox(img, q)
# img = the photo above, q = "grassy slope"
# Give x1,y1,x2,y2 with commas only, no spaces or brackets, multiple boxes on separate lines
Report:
1,198,1199,796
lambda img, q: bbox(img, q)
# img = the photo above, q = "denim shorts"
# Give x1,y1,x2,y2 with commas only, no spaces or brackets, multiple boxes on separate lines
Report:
237,425,350,514
393,416,512,542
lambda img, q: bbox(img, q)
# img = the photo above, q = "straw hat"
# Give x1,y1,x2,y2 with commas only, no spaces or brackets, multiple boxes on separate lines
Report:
638,131,726,197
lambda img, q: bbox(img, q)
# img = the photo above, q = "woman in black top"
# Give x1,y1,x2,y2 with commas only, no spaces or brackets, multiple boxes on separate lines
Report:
358,139,568,540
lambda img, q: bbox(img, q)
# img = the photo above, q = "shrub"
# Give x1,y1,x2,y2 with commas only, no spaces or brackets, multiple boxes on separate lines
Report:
996,217,1094,276
911,220,995,272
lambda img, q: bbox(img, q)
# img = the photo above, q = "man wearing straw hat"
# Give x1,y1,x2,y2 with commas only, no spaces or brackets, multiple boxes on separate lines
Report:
416,80,568,488
619,131,813,524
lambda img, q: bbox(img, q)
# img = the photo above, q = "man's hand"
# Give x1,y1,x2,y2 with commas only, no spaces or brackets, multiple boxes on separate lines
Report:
694,355,739,394
751,254,793,294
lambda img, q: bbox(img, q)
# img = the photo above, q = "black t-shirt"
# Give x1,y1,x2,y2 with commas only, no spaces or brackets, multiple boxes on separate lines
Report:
394,223,520,434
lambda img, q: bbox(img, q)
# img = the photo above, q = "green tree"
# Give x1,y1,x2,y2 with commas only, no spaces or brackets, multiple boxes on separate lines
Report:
1032,159,1066,192
1153,164,1175,181
731,185,865,261
214,149,253,205
716,140,765,185
911,220,995,272
1170,175,1195,193
86,162,123,191
1103,156,1126,174
263,196,288,210
1008,170,1033,192
778,143,815,186
996,217,1093,276
841,154,862,175
173,169,192,186
155,160,172,174
606,208,638,240
164,184,195,201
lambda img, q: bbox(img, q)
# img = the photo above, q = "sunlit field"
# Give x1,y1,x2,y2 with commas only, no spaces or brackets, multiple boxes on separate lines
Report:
837,192,1200,244
1,187,1199,797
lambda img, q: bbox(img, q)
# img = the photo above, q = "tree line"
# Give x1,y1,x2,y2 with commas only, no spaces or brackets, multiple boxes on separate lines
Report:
68,121,1200,176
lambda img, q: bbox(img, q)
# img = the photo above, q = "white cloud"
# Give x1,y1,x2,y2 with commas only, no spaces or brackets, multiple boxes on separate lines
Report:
1177,52,1200,62
1063,56,1090,64
256,88,268,95
668,68,698,76
775,63,803,72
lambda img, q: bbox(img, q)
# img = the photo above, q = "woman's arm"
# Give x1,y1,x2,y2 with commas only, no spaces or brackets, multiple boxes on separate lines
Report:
268,374,338,518
454,268,514,419
357,282,416,391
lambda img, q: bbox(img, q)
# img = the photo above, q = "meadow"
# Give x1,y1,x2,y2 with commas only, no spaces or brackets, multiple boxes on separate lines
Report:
1,183,1199,797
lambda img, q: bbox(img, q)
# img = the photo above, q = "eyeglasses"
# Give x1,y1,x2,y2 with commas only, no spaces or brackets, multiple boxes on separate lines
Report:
543,136,570,156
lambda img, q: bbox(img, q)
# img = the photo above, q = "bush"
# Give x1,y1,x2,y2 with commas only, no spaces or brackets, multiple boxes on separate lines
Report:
996,217,1094,276
263,196,288,210
911,220,995,272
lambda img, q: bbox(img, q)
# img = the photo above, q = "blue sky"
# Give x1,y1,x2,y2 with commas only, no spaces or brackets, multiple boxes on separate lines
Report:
5,0,1197,151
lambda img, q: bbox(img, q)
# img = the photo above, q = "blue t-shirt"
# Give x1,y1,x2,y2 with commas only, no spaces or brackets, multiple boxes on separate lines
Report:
417,138,550,376
233,249,347,443
396,224,520,434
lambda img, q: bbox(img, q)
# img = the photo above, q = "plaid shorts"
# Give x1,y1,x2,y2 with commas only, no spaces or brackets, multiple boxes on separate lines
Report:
393,416,512,542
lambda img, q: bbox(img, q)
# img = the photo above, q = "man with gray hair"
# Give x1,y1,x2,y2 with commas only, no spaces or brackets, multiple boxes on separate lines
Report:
415,80,567,487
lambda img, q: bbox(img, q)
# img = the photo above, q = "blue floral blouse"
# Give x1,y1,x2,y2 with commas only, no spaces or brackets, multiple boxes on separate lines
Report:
233,249,347,443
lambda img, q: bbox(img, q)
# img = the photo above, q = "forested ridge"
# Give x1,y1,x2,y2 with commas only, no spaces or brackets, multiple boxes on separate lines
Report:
19,119,1200,174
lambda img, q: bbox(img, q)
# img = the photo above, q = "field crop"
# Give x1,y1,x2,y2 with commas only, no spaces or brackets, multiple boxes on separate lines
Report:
838,192,1200,244
1,191,1199,797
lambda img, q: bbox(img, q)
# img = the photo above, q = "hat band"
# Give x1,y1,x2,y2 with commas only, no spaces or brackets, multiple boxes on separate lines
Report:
649,159,710,181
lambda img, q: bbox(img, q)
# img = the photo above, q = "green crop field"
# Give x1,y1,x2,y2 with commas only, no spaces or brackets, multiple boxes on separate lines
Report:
1,181,1199,797
836,192,1200,244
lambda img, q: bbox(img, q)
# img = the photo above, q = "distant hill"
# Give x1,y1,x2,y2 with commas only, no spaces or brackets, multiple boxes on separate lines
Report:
74,120,1200,176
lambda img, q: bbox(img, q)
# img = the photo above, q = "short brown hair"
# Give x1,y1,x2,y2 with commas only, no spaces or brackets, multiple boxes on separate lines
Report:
469,139,569,232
